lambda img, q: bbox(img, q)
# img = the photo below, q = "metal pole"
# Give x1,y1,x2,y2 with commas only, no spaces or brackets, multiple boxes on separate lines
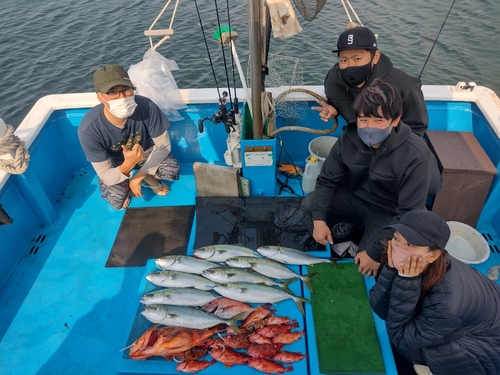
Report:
248,0,263,139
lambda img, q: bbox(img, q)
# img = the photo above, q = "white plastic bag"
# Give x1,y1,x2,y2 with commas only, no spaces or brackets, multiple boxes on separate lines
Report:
128,49,187,121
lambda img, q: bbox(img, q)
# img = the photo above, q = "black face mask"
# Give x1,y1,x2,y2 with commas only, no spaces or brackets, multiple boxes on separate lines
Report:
340,61,373,87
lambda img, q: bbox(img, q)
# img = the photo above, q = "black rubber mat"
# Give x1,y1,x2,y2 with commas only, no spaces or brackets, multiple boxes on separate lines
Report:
106,206,195,267
194,197,325,251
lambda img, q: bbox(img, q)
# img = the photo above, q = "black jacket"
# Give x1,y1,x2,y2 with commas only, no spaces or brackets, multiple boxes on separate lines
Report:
324,53,429,136
312,120,432,260
370,254,500,375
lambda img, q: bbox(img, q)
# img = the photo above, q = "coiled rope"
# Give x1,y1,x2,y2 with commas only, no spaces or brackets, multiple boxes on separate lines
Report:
0,124,30,174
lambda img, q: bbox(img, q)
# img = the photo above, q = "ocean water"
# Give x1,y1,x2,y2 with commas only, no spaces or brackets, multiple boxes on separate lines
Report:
1,0,499,127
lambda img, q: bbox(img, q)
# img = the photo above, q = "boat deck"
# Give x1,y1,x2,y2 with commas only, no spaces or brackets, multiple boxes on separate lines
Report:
2,89,500,374
1,164,499,375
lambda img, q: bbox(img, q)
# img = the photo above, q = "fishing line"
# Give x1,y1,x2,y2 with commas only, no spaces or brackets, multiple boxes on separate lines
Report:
194,0,222,99
419,0,458,78
214,0,234,110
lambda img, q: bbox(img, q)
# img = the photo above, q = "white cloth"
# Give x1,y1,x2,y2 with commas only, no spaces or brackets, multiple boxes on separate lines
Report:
265,0,302,39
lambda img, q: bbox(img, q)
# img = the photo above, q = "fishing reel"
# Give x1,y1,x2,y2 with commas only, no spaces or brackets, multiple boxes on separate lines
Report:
197,91,237,134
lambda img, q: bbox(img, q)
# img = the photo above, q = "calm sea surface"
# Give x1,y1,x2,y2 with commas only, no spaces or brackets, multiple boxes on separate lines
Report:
1,0,499,127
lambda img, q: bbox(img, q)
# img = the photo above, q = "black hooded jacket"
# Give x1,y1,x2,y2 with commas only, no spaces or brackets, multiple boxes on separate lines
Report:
370,254,500,375
324,52,429,136
312,120,432,260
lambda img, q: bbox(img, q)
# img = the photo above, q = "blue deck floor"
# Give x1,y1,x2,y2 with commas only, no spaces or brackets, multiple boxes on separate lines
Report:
0,166,198,375
1,162,499,375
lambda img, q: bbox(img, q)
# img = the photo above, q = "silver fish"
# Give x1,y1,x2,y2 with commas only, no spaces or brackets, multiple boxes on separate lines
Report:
141,304,245,333
155,255,218,274
193,244,257,262
213,282,309,315
202,267,295,294
140,287,219,306
225,256,318,292
146,270,216,290
256,245,339,266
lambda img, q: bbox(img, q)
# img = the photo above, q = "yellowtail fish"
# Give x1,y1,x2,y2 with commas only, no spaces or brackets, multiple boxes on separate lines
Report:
193,244,257,262
213,282,310,315
140,287,218,306
155,255,219,274
146,270,216,290
256,245,340,267
225,256,318,292
202,267,295,294
141,304,245,333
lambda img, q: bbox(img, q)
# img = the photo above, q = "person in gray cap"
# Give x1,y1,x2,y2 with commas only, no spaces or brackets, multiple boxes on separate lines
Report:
369,209,500,375
78,64,180,209
313,26,428,137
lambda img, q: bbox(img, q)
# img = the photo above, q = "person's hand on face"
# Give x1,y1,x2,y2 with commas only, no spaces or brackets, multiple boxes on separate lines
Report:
397,255,429,277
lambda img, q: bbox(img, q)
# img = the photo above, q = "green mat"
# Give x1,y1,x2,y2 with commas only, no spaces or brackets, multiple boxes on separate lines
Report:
308,263,385,374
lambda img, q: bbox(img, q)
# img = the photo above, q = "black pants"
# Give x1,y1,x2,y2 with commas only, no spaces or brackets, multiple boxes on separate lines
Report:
301,187,394,261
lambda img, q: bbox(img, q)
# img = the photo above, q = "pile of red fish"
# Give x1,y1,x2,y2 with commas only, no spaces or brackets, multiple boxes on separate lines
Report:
130,298,307,374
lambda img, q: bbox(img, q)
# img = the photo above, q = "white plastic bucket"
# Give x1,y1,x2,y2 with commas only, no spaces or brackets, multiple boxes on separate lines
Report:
445,221,490,264
308,136,338,167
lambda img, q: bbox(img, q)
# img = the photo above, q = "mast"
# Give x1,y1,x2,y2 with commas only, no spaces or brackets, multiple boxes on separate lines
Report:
247,0,263,139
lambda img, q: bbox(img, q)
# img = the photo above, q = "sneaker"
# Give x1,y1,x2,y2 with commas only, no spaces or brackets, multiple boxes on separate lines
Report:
413,364,433,375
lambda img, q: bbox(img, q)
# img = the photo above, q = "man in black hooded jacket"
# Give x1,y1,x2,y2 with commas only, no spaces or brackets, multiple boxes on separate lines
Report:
302,80,433,277
313,26,428,137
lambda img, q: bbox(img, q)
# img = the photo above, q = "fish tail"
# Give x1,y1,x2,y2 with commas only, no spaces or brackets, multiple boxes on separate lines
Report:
227,311,246,334
279,278,296,295
292,296,310,316
302,272,320,292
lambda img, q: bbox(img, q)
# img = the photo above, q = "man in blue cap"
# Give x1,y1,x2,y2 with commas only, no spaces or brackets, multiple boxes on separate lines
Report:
313,26,428,136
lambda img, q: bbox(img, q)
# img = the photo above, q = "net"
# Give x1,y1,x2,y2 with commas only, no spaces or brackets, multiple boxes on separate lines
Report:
291,0,328,21
261,53,309,121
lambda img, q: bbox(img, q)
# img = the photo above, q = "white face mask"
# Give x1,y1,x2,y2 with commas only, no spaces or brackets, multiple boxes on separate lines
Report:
105,96,137,119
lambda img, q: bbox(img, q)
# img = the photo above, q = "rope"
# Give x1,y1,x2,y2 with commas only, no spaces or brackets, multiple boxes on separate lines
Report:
340,0,364,27
267,88,338,137
262,91,275,120
0,124,30,174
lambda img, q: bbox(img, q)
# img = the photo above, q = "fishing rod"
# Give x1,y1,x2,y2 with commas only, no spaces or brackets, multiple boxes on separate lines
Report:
419,0,458,78
194,0,237,134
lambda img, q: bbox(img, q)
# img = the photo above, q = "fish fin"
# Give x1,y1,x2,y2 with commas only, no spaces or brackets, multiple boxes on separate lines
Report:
302,272,320,292
279,278,296,295
292,297,310,316
227,311,246,334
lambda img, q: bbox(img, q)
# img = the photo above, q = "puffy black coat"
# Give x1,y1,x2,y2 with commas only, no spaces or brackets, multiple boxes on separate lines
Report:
312,120,433,260
369,253,500,375
324,53,428,136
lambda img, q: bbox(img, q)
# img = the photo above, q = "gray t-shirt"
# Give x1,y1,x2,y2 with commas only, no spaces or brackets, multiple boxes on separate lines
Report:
78,95,172,185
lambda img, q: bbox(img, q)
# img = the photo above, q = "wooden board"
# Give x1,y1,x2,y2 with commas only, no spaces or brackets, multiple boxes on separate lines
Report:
193,162,240,197
426,131,497,227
